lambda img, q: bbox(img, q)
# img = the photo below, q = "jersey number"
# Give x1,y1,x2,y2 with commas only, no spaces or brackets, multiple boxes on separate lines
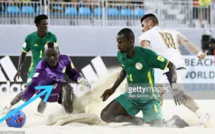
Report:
39,50,43,58
159,32,176,49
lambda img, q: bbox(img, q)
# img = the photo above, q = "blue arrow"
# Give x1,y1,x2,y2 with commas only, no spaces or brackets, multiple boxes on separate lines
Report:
0,85,53,123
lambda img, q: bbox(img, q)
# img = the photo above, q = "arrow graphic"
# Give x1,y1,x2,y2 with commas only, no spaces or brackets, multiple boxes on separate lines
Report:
0,85,53,123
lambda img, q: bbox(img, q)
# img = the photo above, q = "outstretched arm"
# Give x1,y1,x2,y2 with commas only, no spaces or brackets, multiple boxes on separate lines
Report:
177,33,206,59
65,61,90,88
167,61,184,105
100,69,126,101
22,70,47,101
14,52,27,82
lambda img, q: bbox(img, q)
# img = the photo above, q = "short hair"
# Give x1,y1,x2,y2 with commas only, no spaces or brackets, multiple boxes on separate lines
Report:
44,42,59,51
34,14,48,24
140,13,159,25
117,28,135,41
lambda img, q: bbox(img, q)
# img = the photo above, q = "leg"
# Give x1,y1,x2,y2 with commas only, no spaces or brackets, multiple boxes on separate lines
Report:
180,91,211,127
100,100,142,125
165,115,189,128
180,91,199,113
61,83,74,114
101,100,130,123
37,99,47,114
142,100,164,127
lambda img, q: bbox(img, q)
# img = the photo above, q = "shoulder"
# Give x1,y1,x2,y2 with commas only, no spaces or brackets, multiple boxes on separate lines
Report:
47,32,56,37
59,54,71,62
25,32,37,39
117,51,124,62
117,51,124,58
138,32,151,42
36,59,47,70
165,28,180,35
138,46,156,55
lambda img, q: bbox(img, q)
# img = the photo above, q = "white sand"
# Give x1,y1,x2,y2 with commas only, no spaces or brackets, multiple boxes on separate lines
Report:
0,68,214,134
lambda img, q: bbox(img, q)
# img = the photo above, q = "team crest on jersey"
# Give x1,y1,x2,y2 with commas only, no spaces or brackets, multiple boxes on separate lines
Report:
135,62,143,70
62,67,66,73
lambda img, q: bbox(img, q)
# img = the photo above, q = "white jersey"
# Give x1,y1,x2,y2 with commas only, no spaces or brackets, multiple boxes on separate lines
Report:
139,26,186,72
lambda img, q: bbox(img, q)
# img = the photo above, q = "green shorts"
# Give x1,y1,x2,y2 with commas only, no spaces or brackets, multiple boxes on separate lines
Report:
115,93,163,123
26,67,36,86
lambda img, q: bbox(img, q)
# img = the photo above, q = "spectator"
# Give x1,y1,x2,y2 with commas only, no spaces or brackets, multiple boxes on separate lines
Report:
198,0,212,28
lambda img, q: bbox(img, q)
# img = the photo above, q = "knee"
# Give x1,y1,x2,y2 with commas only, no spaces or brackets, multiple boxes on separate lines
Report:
100,109,111,122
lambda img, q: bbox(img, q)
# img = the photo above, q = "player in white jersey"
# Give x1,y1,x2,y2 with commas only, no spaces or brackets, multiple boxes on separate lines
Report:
138,13,210,127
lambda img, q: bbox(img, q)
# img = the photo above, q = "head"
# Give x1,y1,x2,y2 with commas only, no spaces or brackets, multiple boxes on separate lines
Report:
44,42,60,67
117,28,135,53
140,13,159,32
34,14,48,34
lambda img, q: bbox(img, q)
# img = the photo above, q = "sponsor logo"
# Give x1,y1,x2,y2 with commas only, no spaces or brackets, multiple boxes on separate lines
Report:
0,56,25,94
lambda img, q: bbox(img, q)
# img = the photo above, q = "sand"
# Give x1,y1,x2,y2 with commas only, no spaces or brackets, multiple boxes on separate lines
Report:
0,68,214,134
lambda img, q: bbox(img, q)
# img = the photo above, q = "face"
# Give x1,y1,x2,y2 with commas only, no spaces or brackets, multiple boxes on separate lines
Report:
45,48,59,67
141,20,151,32
117,34,132,53
37,19,48,33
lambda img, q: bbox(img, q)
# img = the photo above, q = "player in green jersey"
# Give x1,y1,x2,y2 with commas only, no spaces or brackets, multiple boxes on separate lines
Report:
100,28,188,127
2,14,57,114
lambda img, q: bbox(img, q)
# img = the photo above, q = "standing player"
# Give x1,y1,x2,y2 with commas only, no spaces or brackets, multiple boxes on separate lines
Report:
100,28,188,127
3,14,57,113
138,13,210,127
22,42,90,113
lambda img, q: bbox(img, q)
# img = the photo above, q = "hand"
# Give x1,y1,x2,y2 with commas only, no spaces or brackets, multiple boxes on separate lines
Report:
100,88,115,101
171,87,185,105
171,83,185,105
197,51,207,60
78,77,91,88
13,70,21,82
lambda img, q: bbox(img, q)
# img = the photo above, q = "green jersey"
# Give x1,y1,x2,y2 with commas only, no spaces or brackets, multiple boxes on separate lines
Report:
117,46,169,102
22,31,57,69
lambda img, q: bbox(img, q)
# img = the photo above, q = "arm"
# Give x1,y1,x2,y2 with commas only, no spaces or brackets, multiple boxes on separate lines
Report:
139,40,151,49
139,33,151,49
167,61,184,105
65,57,90,88
167,61,177,83
100,69,126,101
13,51,27,82
177,33,206,59
22,70,47,101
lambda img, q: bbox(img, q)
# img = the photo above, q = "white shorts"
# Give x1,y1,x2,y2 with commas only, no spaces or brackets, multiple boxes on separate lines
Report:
158,68,186,91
